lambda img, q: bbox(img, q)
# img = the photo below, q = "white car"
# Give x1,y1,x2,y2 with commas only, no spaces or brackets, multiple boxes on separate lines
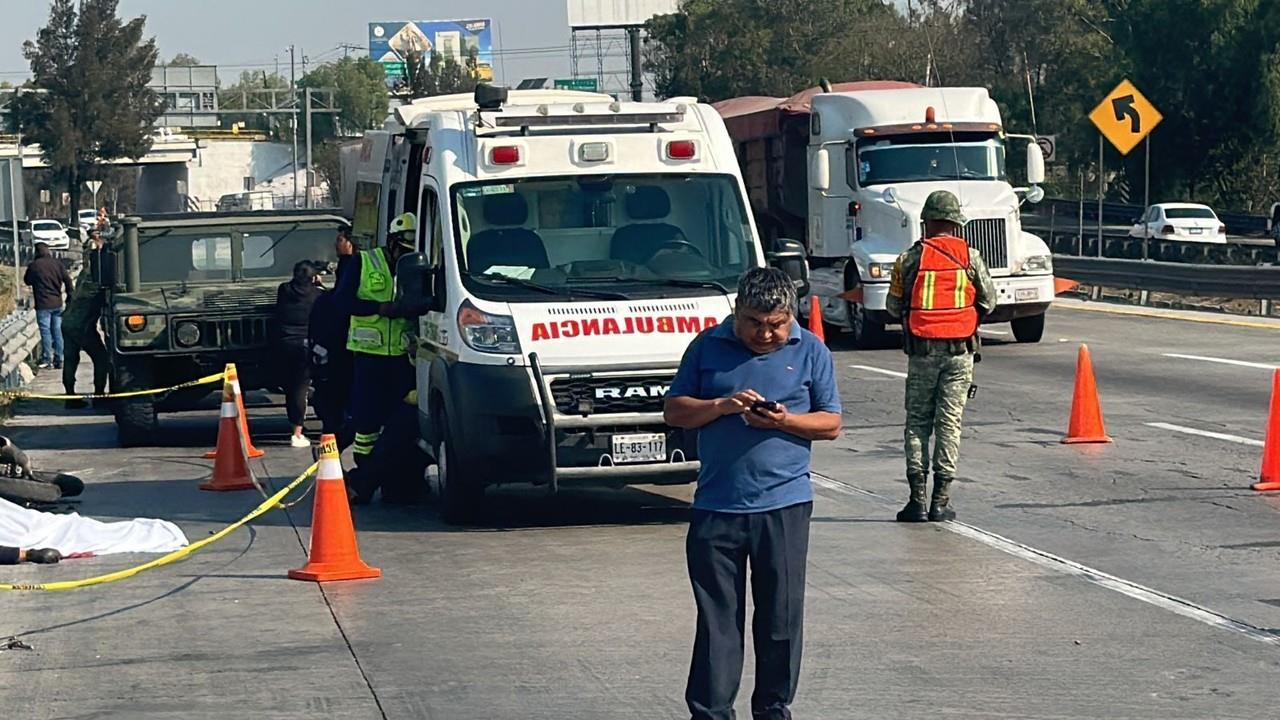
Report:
30,220,71,250
1129,203,1227,243
76,209,99,233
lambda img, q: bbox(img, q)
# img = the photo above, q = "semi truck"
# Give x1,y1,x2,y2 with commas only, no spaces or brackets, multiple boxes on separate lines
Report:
716,81,1054,348
342,86,798,522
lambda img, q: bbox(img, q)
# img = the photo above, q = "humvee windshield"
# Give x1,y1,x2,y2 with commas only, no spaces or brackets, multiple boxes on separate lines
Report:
136,224,337,284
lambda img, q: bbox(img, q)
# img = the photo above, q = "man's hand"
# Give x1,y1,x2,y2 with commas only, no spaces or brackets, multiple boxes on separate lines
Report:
743,402,788,431
378,302,398,318
336,237,355,257
715,389,764,417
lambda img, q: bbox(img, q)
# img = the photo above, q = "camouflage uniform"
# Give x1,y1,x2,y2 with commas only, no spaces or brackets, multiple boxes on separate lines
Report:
885,191,996,522
61,240,111,401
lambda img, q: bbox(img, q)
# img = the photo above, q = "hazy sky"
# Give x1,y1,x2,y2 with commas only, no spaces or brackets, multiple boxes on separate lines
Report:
0,0,579,86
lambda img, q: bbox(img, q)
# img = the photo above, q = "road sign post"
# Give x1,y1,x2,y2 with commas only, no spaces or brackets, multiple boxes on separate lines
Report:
85,180,102,215
1089,79,1163,261
1143,135,1151,261
1097,135,1104,257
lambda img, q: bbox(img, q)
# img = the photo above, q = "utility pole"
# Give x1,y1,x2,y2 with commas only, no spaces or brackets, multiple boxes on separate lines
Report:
626,26,642,102
288,45,298,209
304,87,313,209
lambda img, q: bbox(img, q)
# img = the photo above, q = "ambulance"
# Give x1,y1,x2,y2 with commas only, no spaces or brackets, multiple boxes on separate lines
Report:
345,86,800,522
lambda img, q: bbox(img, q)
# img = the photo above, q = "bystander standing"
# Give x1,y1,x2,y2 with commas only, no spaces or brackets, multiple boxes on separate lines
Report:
23,242,73,370
664,267,843,720
274,261,323,448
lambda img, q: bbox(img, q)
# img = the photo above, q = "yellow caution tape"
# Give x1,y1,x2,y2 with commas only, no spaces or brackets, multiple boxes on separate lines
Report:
0,461,319,592
1,371,227,401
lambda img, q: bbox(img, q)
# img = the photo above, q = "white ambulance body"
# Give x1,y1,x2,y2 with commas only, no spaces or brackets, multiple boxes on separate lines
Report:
347,88,778,522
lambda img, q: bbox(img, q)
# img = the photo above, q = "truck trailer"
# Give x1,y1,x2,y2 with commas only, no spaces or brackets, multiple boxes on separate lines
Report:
716,81,1054,347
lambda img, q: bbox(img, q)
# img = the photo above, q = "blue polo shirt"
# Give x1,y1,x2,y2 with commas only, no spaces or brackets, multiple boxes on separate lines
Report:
668,318,842,513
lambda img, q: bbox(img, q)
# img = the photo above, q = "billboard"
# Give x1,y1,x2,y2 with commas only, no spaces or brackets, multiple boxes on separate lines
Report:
567,0,680,28
369,19,494,85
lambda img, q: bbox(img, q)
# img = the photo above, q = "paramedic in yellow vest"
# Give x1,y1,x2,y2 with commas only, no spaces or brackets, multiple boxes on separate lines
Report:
885,190,995,524
334,212,419,468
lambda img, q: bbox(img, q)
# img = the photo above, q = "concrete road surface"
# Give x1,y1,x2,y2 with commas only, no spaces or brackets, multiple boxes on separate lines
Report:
3,300,1280,719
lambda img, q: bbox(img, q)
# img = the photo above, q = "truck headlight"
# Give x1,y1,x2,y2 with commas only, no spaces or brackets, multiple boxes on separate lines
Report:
867,262,896,280
1021,255,1052,273
458,300,521,355
175,321,201,348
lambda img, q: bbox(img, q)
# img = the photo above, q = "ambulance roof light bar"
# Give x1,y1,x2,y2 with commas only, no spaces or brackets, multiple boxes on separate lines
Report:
493,108,686,129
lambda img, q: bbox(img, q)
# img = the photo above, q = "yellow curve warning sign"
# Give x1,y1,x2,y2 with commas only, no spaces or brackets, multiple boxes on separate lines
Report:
1089,79,1163,155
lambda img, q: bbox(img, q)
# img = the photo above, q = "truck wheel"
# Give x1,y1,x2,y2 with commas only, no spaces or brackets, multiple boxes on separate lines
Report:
1011,313,1046,343
113,365,158,448
848,301,892,350
435,411,484,525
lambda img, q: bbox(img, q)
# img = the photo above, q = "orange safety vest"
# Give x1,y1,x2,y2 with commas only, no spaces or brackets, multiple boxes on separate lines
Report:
907,235,979,340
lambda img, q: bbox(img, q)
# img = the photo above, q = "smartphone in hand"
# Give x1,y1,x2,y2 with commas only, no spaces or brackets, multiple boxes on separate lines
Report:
750,400,781,416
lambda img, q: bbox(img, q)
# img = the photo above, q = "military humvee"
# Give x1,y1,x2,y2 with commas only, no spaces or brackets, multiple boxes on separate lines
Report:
107,211,342,446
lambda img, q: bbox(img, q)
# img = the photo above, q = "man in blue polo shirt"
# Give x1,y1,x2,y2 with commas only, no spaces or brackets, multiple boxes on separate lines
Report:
665,267,843,720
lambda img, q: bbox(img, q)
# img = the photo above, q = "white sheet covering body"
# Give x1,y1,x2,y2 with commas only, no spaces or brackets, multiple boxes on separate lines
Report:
0,497,188,555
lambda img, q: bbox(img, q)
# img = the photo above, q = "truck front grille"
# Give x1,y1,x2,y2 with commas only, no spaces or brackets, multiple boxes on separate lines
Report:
178,316,271,350
550,374,675,416
961,218,1009,269
203,288,278,312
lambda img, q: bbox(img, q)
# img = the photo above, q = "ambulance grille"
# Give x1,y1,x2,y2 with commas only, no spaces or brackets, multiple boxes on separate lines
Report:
961,218,1008,269
550,373,675,415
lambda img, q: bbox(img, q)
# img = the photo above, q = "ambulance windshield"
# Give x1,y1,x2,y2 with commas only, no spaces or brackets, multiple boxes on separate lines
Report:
452,174,758,300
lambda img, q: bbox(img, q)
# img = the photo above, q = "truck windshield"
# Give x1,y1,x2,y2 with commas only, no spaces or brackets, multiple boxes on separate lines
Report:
136,224,338,284
855,135,1006,186
451,174,757,300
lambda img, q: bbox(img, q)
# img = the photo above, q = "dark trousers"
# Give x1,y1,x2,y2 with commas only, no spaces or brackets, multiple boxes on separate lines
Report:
277,341,311,427
686,501,812,720
311,352,353,445
350,353,414,461
62,325,108,395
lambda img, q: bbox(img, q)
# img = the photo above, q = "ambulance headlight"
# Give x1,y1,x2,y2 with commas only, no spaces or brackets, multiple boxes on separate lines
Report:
1021,255,1052,273
458,300,521,355
867,262,896,280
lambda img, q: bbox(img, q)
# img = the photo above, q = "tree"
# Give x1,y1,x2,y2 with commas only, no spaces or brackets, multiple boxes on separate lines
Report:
12,0,162,222
166,52,201,67
298,56,389,138
402,49,480,99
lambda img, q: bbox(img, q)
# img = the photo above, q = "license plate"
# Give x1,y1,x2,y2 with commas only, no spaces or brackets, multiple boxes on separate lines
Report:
611,433,667,464
1189,227,1203,234
1015,288,1038,301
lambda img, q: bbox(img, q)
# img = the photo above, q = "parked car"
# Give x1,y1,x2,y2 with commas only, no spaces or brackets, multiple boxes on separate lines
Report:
76,208,99,234
1129,203,1227,244
30,220,71,250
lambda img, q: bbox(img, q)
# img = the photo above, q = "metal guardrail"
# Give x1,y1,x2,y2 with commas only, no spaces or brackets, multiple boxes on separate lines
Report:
1033,225,1278,266
1054,256,1280,299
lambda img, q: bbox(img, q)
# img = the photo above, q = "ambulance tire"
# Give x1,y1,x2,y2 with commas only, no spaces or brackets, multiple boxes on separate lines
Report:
435,411,484,525
1011,313,1046,343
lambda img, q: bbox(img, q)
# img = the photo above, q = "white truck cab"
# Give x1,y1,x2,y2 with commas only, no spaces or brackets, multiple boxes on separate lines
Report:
345,87,780,522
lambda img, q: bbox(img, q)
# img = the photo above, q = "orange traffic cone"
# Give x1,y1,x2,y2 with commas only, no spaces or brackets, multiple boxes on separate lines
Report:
1250,370,1280,492
289,435,381,582
200,378,256,491
204,363,264,460
1062,344,1113,444
808,295,825,344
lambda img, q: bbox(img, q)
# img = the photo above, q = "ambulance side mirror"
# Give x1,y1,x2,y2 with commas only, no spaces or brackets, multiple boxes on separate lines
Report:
767,238,810,297
395,252,434,316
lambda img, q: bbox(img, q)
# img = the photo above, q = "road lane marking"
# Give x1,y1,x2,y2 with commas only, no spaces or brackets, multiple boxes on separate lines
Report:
810,473,1280,647
1162,353,1278,370
849,364,908,378
1145,422,1264,447
1056,302,1280,331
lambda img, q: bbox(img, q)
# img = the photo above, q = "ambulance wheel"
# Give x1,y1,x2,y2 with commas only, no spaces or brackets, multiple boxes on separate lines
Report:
435,411,484,525
848,301,891,350
1011,313,1046,343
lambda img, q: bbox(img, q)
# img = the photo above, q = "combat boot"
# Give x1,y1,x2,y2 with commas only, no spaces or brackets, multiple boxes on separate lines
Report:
929,476,956,522
895,474,929,523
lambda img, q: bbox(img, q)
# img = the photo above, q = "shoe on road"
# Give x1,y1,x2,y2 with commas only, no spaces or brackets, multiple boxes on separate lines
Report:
290,435,311,449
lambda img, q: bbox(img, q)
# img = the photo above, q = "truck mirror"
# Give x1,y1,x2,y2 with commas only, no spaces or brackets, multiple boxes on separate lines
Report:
1025,186,1045,204
766,238,810,297
394,252,434,315
809,149,831,192
1026,142,1046,186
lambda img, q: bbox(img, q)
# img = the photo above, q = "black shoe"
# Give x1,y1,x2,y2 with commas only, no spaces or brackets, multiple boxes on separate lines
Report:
52,360,62,370
929,476,956,522
896,499,929,523
25,548,61,564
928,503,956,522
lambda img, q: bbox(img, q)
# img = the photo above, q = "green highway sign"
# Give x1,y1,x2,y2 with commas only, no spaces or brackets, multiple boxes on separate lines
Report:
554,78,598,92
382,61,407,78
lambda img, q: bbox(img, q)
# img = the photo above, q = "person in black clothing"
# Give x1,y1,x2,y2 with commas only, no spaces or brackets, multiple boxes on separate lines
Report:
308,228,356,447
0,546,61,565
275,261,324,448
23,242,73,370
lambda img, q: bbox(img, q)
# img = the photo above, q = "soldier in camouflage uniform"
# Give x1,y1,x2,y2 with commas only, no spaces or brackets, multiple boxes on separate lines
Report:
60,228,112,409
885,190,996,522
